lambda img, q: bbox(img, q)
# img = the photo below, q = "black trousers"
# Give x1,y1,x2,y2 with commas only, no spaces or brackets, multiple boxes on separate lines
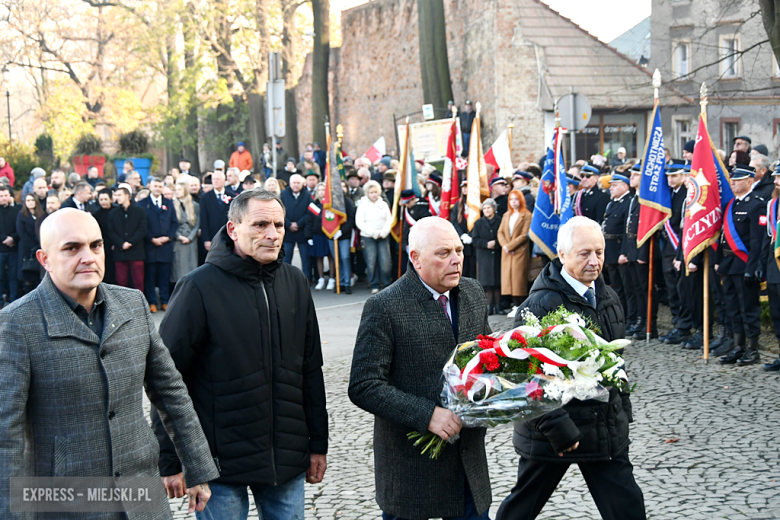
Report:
767,283,780,341
496,449,646,520
625,261,644,324
676,265,703,331
627,261,657,327
606,264,628,320
711,262,727,329
722,274,761,338
661,254,681,324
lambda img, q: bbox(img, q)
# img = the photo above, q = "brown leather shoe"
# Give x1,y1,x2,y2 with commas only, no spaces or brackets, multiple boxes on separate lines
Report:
161,304,168,311
149,304,158,313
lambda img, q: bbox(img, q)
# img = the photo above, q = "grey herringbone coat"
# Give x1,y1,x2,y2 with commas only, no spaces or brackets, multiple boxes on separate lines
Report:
349,267,492,520
0,275,219,519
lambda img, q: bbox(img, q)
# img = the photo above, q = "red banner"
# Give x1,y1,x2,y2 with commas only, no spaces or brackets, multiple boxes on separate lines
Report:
440,121,458,220
682,115,723,269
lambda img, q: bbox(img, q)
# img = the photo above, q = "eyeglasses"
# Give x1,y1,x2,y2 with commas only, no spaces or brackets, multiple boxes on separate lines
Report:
580,173,594,179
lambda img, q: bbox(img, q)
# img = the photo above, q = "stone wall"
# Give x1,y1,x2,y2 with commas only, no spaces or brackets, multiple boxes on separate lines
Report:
295,0,548,163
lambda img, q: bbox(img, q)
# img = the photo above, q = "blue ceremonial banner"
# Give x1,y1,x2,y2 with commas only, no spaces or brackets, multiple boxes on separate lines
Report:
712,148,734,211
529,128,572,259
637,104,672,247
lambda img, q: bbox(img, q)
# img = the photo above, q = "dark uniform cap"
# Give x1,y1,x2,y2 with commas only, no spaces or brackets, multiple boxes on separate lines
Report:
630,162,642,172
566,175,580,186
665,160,687,175
514,170,533,180
609,173,630,184
427,173,443,187
489,176,508,187
731,164,755,180
400,189,416,202
581,164,600,175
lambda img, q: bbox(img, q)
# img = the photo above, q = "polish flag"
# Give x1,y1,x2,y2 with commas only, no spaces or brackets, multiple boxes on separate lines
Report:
363,136,386,164
484,129,514,177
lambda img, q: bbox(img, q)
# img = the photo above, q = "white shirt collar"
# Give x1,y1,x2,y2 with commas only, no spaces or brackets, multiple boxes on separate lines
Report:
214,189,223,197
418,277,451,301
560,265,594,297
737,188,752,201
151,195,162,204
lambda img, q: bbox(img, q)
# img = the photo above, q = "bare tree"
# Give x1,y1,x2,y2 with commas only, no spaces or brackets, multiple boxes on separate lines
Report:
759,0,780,64
417,0,453,110
311,0,329,146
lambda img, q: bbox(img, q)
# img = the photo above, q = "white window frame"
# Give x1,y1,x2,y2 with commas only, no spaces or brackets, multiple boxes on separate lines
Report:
672,116,694,157
672,40,692,79
719,34,741,78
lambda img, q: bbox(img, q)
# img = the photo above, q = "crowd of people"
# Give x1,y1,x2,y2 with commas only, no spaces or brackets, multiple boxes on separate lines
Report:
2,133,780,371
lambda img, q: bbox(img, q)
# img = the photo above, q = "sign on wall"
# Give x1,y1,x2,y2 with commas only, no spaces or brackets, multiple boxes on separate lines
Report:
397,118,463,163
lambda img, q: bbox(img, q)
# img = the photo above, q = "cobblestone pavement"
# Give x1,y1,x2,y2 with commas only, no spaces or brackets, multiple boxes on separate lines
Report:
163,310,780,519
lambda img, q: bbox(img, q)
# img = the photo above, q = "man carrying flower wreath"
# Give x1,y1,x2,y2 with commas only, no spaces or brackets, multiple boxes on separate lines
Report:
349,216,492,520
496,216,645,520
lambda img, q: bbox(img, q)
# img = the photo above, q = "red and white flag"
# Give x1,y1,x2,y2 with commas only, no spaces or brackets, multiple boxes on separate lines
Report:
484,129,514,177
363,136,386,164
440,121,459,220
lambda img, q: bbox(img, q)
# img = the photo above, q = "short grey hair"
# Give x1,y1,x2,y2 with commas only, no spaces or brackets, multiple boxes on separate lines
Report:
481,198,497,209
68,172,81,185
750,154,771,171
408,216,458,253
228,188,286,223
227,167,240,176
73,181,92,195
557,216,604,255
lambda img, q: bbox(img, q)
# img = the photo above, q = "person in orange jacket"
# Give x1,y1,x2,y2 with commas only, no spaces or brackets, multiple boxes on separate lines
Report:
229,141,254,172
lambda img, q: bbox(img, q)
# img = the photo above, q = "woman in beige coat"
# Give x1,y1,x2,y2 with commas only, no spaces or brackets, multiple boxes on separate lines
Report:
498,189,532,307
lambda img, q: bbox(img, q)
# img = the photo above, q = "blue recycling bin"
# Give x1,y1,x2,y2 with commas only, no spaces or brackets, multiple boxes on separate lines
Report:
114,157,153,184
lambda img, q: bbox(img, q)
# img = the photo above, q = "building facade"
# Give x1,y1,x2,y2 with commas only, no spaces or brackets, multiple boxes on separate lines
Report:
649,0,780,159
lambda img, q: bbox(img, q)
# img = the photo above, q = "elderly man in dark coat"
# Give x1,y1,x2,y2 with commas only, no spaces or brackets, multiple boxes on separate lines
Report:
0,209,219,518
349,216,492,520
496,216,644,520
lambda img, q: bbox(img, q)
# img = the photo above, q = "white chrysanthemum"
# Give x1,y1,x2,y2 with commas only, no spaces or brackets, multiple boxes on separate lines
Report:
541,363,564,378
565,313,586,328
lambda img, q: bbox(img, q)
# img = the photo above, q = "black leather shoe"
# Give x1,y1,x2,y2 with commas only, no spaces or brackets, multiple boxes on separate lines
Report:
344,285,352,294
763,357,780,371
664,328,691,345
736,336,760,366
659,329,674,342
626,320,642,335
494,305,508,316
683,330,703,350
719,333,745,364
710,335,734,356
632,325,657,340
708,326,727,351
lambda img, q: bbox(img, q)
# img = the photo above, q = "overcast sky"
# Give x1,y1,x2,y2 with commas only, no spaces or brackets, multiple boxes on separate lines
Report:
540,0,651,42
338,0,652,44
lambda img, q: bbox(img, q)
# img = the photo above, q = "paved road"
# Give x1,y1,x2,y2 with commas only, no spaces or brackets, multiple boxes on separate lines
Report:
155,286,780,519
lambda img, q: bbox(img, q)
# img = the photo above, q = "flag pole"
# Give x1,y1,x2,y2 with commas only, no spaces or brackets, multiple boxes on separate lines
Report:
508,123,514,171
647,69,662,345
397,116,410,279
326,119,341,295
700,82,710,363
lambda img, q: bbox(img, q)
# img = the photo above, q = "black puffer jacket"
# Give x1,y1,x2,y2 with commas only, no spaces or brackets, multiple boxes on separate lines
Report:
512,259,632,462
152,226,328,485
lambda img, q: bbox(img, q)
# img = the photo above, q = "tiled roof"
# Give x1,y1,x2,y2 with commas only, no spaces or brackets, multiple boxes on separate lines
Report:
519,1,688,109
609,17,651,64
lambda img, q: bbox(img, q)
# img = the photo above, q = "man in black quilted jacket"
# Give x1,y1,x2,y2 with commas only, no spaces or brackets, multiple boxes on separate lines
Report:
151,188,328,520
496,216,645,520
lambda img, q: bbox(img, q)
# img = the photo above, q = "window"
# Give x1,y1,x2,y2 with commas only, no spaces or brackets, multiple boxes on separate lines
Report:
721,119,740,149
774,54,780,77
673,118,693,157
719,35,741,78
672,40,691,78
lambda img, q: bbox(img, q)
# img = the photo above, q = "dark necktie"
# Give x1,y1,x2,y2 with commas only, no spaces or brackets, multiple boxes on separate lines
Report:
584,287,597,309
438,295,451,323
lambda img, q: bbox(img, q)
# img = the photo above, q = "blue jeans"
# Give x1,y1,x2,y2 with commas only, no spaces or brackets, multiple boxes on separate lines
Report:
283,241,310,279
328,238,351,287
382,481,489,520
197,474,305,520
361,237,392,289
0,251,19,302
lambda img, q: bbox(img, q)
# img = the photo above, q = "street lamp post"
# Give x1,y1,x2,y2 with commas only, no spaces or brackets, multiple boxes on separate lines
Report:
2,66,10,141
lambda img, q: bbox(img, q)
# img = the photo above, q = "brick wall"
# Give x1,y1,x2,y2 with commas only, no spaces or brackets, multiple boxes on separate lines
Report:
295,0,547,164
